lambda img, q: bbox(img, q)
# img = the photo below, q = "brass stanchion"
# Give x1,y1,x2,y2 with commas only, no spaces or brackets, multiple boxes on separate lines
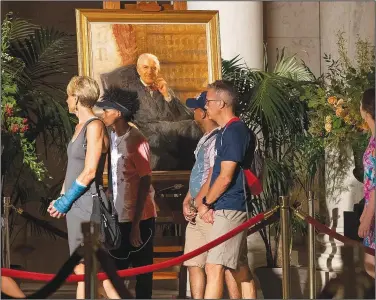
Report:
280,196,291,299
3,197,11,268
82,222,100,299
308,191,316,299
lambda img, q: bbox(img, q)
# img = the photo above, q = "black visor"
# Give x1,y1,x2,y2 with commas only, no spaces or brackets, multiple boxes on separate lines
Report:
95,100,132,117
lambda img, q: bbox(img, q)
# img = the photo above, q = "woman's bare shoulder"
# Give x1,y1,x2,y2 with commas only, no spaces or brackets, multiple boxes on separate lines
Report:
86,118,106,133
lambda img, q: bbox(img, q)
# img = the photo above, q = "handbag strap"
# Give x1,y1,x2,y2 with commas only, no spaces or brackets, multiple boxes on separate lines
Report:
82,117,108,196
106,128,113,193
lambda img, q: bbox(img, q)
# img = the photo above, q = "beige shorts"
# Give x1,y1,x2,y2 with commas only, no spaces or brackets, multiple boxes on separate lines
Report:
183,215,212,268
206,209,248,270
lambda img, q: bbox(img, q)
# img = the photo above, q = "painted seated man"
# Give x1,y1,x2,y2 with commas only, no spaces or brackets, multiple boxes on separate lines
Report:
100,53,202,170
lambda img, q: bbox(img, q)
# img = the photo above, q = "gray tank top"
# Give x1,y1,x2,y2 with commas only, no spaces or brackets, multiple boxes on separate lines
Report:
64,118,107,215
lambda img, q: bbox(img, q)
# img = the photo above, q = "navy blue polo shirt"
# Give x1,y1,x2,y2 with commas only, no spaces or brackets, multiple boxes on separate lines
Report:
210,120,252,212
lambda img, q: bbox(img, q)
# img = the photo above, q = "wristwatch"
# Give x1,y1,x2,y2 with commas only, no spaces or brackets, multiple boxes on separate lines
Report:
202,196,213,209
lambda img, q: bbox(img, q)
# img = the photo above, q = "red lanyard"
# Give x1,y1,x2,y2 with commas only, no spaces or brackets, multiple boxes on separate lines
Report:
221,117,241,146
224,117,241,129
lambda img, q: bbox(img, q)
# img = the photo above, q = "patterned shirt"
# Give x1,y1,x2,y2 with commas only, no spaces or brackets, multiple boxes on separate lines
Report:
189,128,218,198
363,135,376,249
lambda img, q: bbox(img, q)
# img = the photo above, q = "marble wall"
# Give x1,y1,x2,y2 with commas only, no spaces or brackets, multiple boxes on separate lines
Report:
265,1,375,76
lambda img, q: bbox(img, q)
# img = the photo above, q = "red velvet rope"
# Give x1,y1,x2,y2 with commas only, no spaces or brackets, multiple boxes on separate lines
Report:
304,215,375,256
1,212,266,282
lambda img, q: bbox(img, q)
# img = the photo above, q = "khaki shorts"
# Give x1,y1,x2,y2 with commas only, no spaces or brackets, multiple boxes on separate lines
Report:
206,209,248,270
183,215,212,268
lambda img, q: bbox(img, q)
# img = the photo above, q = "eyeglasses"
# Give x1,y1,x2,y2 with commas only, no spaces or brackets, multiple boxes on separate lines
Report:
205,98,222,104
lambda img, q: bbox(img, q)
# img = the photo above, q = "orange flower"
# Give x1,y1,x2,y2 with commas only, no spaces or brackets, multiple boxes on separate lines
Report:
328,96,337,105
335,107,347,117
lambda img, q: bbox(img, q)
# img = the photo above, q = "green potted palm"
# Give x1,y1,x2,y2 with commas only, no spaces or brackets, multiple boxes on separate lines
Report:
1,13,75,261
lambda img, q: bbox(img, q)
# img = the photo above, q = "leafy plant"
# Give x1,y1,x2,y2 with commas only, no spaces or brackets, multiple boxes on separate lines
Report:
1,12,75,240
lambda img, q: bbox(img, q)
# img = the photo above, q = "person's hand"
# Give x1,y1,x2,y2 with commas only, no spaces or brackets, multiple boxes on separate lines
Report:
358,216,372,238
202,209,214,224
130,223,142,247
154,78,170,100
47,200,66,219
183,201,196,222
198,205,214,224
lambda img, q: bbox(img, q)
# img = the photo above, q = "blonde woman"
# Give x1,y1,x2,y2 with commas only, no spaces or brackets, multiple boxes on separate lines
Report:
47,76,118,299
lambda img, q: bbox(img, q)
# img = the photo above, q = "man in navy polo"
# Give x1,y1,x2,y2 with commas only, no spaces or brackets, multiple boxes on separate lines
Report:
197,80,257,299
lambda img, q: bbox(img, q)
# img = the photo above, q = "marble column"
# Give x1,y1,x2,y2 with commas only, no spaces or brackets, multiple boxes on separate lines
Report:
317,147,363,271
187,1,264,69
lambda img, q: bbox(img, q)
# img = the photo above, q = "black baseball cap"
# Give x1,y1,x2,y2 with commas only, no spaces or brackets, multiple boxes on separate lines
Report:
96,88,138,118
186,91,207,110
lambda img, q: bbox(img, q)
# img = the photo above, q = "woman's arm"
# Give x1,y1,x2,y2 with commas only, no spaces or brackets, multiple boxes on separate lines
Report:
49,120,106,217
360,203,368,222
76,120,106,185
60,180,66,195
359,149,376,238
358,190,375,238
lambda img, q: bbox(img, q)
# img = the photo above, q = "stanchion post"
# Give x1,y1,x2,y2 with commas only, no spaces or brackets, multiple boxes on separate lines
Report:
342,245,356,298
280,196,291,299
308,191,316,299
82,221,100,299
3,197,11,268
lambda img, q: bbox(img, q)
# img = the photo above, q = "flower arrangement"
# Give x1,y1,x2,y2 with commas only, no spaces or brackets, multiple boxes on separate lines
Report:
302,32,374,169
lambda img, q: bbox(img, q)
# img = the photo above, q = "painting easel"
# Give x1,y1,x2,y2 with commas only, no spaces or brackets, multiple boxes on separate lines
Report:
102,1,187,11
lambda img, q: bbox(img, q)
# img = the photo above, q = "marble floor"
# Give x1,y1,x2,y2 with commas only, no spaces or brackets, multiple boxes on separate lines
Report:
19,281,264,299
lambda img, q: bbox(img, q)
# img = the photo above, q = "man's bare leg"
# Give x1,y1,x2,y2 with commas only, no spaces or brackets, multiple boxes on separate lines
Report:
224,269,241,299
188,266,206,299
204,263,225,299
234,265,257,299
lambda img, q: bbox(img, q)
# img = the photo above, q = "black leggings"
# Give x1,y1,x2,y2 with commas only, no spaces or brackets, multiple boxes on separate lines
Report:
109,218,155,299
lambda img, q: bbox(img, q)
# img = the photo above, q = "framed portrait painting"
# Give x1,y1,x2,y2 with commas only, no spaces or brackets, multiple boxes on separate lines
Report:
75,9,222,174
75,9,221,102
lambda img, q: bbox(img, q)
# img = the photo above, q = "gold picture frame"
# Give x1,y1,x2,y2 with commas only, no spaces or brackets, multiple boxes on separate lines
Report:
75,9,222,101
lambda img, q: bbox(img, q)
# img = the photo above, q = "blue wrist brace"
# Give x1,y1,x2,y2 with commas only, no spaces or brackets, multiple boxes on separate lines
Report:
53,180,87,213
